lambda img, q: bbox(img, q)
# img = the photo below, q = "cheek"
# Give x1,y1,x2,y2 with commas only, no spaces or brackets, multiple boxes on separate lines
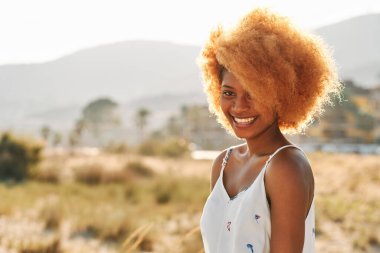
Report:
256,103,275,119
220,98,231,116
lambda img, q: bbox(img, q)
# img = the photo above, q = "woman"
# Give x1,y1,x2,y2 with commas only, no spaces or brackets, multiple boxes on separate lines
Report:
198,8,342,253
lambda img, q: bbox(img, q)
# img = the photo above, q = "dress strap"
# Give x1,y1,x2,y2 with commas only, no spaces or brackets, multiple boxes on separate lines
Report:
220,148,233,177
263,145,305,170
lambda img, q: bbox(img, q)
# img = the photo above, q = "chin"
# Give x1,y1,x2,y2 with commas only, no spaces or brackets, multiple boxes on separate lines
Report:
234,131,257,140
231,125,257,139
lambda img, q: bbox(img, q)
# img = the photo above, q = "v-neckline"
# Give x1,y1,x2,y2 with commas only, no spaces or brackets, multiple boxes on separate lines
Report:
219,144,299,202
220,161,268,202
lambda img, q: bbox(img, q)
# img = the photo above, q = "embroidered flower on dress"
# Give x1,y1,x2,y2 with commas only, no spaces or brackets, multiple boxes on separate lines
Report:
254,214,260,224
227,221,231,231
246,243,254,253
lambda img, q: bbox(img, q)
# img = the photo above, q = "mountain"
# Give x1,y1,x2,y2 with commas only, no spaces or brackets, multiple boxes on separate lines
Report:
1,41,203,104
0,14,379,134
0,41,205,131
315,13,380,88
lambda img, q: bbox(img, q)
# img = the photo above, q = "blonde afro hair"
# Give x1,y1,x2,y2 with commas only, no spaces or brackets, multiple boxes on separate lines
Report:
198,8,342,135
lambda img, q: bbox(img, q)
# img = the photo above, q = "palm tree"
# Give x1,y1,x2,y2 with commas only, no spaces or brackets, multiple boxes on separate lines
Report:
135,108,151,142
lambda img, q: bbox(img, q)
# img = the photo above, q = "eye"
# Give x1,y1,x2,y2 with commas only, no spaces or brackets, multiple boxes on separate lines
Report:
222,90,234,97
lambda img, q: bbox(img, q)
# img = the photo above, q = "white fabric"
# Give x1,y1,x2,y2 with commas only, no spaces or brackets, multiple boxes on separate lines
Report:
200,145,315,253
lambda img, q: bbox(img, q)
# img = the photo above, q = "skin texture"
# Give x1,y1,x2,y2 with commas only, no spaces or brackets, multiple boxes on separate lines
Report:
210,71,314,253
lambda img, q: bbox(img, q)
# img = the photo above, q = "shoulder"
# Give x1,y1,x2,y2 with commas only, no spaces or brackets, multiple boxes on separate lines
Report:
209,149,227,190
266,147,312,182
265,147,313,208
210,144,245,190
263,147,314,250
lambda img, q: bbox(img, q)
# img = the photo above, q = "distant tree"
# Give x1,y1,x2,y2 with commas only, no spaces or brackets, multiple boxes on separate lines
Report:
135,107,150,141
318,80,377,142
180,105,205,133
356,112,375,132
40,125,51,142
74,119,85,139
82,98,121,131
68,119,86,148
52,132,62,147
180,105,190,138
78,97,122,146
68,131,79,149
166,116,181,137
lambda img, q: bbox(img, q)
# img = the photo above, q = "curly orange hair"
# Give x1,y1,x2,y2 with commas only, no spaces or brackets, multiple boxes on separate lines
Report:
198,8,342,135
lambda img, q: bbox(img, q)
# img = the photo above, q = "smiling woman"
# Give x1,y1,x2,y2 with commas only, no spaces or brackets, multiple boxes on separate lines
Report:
198,8,342,253
220,69,277,140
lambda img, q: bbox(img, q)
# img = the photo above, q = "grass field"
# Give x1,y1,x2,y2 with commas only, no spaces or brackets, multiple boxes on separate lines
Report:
0,151,378,253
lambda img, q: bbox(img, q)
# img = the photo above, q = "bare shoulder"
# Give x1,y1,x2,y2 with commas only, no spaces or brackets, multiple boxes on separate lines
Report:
266,147,312,182
265,147,314,211
210,149,228,190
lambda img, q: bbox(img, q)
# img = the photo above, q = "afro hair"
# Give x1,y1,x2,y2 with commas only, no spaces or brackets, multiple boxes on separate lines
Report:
198,8,343,135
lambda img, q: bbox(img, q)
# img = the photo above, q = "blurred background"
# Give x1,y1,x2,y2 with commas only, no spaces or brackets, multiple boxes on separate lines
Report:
0,0,379,252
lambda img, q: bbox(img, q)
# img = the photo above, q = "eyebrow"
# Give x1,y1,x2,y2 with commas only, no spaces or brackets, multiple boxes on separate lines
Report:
221,84,235,89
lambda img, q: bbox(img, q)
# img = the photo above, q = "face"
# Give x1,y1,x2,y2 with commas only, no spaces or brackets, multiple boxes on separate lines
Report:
220,71,278,139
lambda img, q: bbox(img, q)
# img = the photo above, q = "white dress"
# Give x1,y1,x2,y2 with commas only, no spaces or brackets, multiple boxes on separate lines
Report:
200,145,315,253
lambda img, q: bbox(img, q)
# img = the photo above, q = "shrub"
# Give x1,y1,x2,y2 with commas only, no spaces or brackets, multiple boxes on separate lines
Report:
153,177,179,204
137,140,161,156
103,141,128,153
0,132,43,181
73,163,103,185
124,160,155,179
32,165,61,184
137,138,190,158
100,169,127,184
161,138,190,158
35,195,62,230
125,184,142,204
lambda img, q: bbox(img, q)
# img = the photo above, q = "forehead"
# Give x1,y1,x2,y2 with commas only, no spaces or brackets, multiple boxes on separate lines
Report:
221,71,244,90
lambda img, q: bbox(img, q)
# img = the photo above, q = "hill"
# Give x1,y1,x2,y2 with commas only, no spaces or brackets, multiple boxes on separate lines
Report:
315,13,380,87
0,14,379,133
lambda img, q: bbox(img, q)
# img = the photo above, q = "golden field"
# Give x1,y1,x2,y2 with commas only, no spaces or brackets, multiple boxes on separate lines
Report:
0,150,378,253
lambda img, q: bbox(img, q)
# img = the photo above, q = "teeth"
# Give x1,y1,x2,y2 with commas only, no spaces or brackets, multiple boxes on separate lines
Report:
234,117,256,124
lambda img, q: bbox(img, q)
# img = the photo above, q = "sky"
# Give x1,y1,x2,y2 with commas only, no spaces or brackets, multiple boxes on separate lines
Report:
0,0,379,65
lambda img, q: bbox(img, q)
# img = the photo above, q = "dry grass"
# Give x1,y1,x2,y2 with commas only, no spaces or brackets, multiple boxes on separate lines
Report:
308,152,380,253
0,150,378,252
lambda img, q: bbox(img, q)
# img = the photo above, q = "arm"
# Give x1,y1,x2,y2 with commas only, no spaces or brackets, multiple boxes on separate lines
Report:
210,149,228,191
265,150,314,253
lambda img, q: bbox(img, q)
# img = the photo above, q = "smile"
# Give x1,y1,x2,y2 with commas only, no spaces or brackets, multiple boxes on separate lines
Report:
233,116,257,125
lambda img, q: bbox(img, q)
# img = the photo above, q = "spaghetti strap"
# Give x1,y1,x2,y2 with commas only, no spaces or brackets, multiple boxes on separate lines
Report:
264,144,305,170
219,148,233,177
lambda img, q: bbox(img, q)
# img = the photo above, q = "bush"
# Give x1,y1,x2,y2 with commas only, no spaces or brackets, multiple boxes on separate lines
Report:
137,140,161,156
32,165,61,184
153,177,179,204
35,195,62,230
100,169,127,184
161,138,190,158
103,141,128,153
137,138,190,158
124,160,155,179
74,163,130,184
0,132,43,181
73,163,103,185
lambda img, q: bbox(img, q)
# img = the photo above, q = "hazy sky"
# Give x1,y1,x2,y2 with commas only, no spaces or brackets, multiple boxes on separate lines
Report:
0,0,379,65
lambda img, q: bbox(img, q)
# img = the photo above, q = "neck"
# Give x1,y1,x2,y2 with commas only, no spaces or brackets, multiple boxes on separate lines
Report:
245,120,291,157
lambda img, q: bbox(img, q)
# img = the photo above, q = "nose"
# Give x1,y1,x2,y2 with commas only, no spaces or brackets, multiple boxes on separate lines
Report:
232,94,251,113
